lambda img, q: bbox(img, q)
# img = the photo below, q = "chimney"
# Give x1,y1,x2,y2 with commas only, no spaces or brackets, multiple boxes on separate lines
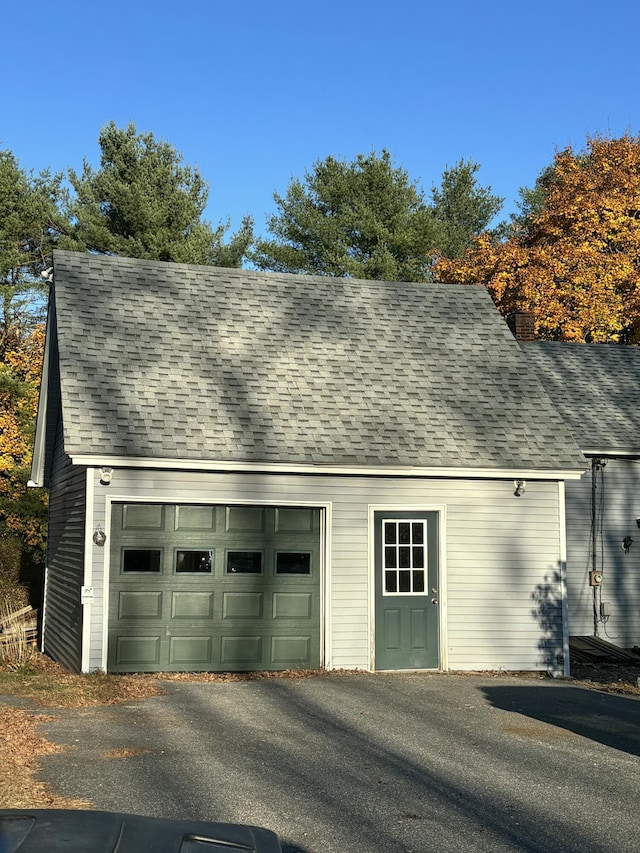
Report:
506,311,535,342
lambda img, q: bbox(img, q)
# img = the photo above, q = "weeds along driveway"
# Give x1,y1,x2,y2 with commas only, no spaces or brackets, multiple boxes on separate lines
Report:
34,672,640,853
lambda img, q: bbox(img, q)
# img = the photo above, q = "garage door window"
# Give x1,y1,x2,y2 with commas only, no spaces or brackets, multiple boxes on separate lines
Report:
226,551,263,574
175,550,213,573
122,548,162,573
276,552,312,575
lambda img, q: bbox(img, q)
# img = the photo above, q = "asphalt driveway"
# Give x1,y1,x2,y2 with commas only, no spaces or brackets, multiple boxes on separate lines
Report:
31,673,640,852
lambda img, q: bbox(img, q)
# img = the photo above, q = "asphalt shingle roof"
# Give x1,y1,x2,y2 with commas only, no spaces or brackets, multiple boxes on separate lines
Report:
521,341,640,455
50,250,585,471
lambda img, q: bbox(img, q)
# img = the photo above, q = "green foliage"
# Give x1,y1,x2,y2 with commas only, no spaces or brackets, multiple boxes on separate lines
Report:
0,152,56,606
430,159,503,258
0,328,47,577
253,151,503,278
500,165,557,239
253,150,441,281
0,532,30,607
0,151,65,355
65,122,253,267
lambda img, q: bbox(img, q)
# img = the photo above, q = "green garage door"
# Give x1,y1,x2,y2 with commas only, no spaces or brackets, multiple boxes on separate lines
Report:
108,503,322,673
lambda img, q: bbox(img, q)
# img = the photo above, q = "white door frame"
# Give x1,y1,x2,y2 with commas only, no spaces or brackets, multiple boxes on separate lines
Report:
368,503,447,671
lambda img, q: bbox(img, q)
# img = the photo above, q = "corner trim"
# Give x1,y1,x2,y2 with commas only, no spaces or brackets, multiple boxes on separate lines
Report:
81,469,95,673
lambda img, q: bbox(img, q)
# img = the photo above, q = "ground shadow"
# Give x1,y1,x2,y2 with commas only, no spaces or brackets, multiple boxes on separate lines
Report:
481,684,640,757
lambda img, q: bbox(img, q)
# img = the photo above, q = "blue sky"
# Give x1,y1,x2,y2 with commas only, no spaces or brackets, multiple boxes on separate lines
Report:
3,0,640,238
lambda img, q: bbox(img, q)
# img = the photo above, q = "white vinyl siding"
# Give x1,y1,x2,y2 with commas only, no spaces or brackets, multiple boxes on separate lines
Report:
565,458,640,646
85,469,564,674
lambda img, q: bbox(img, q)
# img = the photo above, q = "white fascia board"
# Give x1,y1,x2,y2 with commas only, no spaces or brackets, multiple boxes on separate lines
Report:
69,454,587,481
28,301,53,488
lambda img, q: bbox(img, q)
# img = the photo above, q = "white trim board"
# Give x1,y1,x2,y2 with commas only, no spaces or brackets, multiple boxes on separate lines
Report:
67,455,586,481
368,503,447,672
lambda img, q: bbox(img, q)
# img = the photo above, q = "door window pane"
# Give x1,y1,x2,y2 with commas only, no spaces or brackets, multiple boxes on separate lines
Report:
385,571,397,593
413,571,425,593
399,571,411,593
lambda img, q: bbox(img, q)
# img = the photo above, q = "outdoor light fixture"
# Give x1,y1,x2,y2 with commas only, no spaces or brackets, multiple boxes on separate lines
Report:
622,536,633,553
99,467,113,485
513,479,526,497
93,525,107,547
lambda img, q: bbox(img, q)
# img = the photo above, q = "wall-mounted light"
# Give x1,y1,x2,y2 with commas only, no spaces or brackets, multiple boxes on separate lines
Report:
622,536,633,553
513,479,526,497
93,525,107,547
99,467,113,485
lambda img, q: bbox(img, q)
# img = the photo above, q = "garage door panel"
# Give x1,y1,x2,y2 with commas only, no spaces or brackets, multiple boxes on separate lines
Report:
118,591,163,619
171,591,214,619
169,636,213,664
275,508,315,532
116,635,161,665
174,505,216,531
225,506,265,532
122,504,165,530
222,591,263,619
271,636,312,666
273,592,313,619
221,635,262,665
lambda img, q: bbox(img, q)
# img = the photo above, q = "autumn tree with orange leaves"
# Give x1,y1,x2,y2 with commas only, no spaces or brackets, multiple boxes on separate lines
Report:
0,150,61,602
435,135,640,342
0,328,46,542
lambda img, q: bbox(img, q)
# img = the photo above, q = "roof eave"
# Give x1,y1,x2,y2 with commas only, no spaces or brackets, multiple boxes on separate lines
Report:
582,448,640,459
67,453,588,481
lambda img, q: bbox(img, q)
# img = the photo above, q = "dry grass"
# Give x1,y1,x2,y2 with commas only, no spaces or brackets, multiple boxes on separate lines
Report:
0,599,36,665
0,653,161,811
161,666,330,683
0,653,161,708
0,704,90,809
101,747,153,759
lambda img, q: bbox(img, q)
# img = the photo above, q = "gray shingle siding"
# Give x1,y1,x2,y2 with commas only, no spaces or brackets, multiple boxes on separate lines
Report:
51,251,584,472
42,407,86,673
